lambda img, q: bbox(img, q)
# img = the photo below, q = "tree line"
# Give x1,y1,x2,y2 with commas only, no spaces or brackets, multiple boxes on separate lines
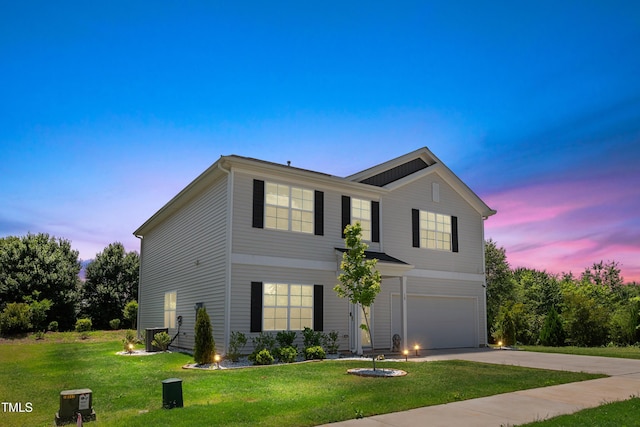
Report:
0,233,139,335
486,239,640,347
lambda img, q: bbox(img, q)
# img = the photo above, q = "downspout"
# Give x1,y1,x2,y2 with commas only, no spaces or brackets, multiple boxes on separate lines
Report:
218,160,233,356
481,215,488,347
134,234,143,340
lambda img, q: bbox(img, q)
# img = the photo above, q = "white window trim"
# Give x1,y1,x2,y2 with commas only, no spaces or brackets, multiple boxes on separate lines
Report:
351,197,372,241
262,283,314,331
164,291,177,329
264,182,314,234
419,210,452,251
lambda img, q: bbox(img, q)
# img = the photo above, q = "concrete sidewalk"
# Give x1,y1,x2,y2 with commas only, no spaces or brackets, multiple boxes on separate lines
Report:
318,349,640,427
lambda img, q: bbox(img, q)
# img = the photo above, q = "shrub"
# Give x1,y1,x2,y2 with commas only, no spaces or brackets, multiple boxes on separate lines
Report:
75,318,92,332
249,332,276,363
539,307,566,346
254,349,274,365
276,330,297,348
325,330,340,354
123,329,137,352
34,330,45,340
302,327,324,348
123,300,138,329
0,303,32,336
28,299,52,332
275,346,298,363
305,345,326,360
227,331,247,362
194,307,215,364
152,332,171,352
48,321,59,332
109,319,121,330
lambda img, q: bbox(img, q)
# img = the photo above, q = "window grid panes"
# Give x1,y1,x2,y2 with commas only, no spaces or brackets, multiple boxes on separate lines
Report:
263,283,313,331
164,291,176,328
265,182,313,233
419,210,452,251
351,198,371,241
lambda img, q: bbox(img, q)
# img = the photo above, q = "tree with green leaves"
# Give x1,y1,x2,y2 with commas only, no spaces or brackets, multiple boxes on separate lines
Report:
194,307,215,365
0,233,81,331
81,242,139,329
334,223,381,365
123,300,138,329
484,239,515,340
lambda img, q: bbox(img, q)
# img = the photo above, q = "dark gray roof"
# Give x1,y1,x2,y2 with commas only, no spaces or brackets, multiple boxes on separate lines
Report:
335,248,409,265
358,158,429,187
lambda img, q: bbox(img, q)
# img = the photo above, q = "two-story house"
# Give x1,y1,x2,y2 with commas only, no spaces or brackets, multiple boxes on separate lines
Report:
134,147,496,354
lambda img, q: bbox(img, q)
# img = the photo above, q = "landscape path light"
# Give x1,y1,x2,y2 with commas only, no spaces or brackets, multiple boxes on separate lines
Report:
403,349,409,362
214,354,221,369
414,344,420,357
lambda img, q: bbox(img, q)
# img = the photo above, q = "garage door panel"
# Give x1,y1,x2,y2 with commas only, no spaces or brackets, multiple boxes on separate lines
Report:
392,295,477,349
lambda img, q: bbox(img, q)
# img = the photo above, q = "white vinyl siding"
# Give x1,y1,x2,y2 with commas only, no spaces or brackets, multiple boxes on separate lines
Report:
164,291,177,328
265,182,314,233
420,210,452,251
351,198,371,241
263,283,313,331
137,175,229,350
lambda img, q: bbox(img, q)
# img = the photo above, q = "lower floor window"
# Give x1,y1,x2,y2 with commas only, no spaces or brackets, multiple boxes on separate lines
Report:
263,283,313,331
164,291,177,328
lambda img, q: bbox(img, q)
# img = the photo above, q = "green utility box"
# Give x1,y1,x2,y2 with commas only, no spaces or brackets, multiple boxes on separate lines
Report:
162,378,183,409
55,388,96,425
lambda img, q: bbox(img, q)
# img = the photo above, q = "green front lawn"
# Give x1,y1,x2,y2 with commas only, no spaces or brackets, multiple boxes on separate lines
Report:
0,335,602,427
521,396,640,426
521,345,640,360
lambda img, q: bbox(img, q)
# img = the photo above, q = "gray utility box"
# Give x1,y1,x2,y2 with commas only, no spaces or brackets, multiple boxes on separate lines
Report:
162,378,183,409
145,327,169,352
55,388,96,425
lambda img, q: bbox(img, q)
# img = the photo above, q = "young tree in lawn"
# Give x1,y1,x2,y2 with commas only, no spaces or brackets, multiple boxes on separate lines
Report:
334,223,381,368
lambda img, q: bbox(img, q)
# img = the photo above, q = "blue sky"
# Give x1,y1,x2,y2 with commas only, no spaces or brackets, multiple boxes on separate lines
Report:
2,1,639,282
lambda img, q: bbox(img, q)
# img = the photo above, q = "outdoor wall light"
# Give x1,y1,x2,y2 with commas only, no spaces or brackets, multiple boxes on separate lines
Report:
414,344,420,357
403,349,409,362
214,354,221,369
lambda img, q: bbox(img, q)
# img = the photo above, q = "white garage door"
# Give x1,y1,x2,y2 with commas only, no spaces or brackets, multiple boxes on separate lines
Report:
392,295,478,349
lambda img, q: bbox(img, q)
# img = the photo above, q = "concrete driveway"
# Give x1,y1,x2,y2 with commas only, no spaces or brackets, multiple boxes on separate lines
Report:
319,348,640,427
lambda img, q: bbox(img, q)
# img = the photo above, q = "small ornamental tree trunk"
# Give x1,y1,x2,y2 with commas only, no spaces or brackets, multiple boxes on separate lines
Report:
194,307,215,365
334,223,382,369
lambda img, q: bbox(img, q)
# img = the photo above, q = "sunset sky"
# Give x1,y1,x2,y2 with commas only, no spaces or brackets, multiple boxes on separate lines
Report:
1,2,639,282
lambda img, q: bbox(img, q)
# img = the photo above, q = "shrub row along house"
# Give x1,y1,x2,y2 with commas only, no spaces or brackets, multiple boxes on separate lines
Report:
133,147,496,355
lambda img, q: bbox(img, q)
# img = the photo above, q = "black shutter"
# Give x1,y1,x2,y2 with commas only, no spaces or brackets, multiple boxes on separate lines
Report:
313,285,324,331
412,209,420,247
250,282,263,332
314,191,324,236
371,201,380,243
252,180,265,229
341,196,351,237
451,216,459,253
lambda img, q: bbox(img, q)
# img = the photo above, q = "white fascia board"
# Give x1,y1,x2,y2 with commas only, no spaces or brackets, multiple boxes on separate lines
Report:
406,268,486,283
228,158,386,198
231,253,337,272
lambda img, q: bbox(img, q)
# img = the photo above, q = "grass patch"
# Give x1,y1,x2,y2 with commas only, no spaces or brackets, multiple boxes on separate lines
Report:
521,345,640,360
0,336,602,427
520,396,640,426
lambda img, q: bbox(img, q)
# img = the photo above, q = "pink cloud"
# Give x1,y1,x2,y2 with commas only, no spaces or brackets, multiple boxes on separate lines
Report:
483,177,640,283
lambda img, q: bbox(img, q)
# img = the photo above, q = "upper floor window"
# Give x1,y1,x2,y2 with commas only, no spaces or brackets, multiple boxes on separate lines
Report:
351,198,372,241
265,182,314,234
420,210,452,251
